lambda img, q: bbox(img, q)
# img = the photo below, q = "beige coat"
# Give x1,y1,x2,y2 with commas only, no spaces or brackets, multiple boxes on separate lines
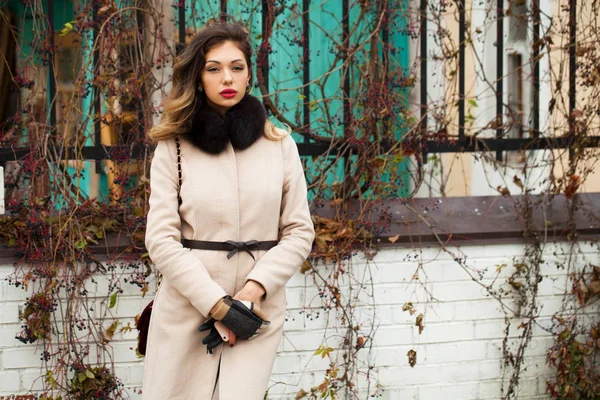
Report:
142,127,314,400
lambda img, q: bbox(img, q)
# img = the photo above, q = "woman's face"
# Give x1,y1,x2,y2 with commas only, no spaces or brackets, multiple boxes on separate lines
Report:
199,40,250,115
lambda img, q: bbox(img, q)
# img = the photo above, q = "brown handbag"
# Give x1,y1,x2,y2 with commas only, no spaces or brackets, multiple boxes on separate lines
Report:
136,137,182,356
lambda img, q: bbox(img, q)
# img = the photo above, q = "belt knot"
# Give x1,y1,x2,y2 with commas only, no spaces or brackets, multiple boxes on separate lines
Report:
222,240,261,260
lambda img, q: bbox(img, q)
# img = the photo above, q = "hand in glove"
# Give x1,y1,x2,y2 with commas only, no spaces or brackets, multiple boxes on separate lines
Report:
198,319,227,353
209,295,270,340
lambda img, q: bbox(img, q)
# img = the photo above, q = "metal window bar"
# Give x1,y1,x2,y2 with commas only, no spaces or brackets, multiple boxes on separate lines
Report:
458,0,465,141
302,0,310,144
93,2,102,174
220,0,227,20
261,0,270,103
420,0,427,138
179,0,185,47
496,0,504,161
47,0,56,132
568,0,577,164
532,0,540,137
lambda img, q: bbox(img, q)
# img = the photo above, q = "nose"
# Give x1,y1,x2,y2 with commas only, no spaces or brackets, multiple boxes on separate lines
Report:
223,68,233,84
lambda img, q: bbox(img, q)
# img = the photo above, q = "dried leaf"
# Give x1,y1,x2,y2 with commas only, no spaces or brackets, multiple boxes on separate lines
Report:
509,279,523,290
575,280,586,306
105,321,119,341
402,302,416,315
356,336,365,349
513,175,524,190
295,389,308,400
315,236,329,252
388,234,400,243
415,313,424,334
369,157,386,169
497,186,510,196
300,260,313,274
330,198,343,207
407,349,417,367
588,279,600,295
564,175,581,199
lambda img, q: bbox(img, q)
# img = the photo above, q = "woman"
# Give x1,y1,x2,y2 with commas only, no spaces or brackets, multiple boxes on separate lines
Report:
142,22,315,399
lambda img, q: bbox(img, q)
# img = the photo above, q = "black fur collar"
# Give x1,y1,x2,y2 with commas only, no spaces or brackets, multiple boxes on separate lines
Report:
185,94,267,154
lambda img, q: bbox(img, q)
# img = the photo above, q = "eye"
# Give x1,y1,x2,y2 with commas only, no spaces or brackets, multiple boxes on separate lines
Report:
233,66,244,71
207,67,219,72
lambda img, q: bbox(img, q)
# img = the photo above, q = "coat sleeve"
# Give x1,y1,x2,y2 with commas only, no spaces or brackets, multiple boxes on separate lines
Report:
145,139,227,317
245,134,315,300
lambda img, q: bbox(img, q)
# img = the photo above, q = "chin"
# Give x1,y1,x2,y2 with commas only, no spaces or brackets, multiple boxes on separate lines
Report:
207,96,242,112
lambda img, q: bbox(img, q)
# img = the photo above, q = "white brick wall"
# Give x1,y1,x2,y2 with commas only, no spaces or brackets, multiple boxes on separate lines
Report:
0,242,597,399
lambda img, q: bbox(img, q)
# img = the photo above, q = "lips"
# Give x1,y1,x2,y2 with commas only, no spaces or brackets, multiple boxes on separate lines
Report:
220,89,237,99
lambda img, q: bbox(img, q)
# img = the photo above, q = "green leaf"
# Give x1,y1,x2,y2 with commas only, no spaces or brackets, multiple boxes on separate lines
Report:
393,154,405,164
109,292,118,309
314,345,324,356
8,237,15,247
298,94,306,100
85,369,95,379
78,372,87,383
45,370,56,388
59,21,74,36
75,240,87,249
321,347,334,358
468,99,478,107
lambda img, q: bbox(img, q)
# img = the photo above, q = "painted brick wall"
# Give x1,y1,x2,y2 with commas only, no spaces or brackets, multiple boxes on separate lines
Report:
0,241,597,399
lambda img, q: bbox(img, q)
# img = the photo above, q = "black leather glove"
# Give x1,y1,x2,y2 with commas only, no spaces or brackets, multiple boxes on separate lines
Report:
198,318,223,354
210,295,270,340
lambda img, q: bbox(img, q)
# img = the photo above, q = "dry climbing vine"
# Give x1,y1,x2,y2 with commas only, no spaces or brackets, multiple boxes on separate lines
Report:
0,0,599,399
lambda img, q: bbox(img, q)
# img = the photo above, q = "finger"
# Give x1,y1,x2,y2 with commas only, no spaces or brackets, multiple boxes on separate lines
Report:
252,305,269,322
214,321,229,342
206,335,223,352
198,318,215,332
202,329,221,346
229,331,236,346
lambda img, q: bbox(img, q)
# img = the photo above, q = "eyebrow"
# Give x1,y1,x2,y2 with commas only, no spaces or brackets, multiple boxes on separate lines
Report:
205,59,245,64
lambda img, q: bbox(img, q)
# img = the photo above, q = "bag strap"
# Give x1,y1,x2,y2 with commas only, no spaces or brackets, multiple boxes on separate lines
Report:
175,137,182,206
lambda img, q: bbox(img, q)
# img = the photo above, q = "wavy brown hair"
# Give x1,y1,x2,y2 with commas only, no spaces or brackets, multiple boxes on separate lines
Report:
149,22,287,142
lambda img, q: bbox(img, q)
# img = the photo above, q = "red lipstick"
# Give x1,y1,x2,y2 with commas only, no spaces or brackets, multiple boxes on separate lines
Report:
220,89,237,99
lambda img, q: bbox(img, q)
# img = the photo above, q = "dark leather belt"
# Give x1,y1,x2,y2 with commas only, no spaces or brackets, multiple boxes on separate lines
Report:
181,239,278,261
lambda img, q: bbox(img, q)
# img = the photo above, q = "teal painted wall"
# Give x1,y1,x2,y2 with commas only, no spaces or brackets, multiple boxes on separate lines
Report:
9,0,410,201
